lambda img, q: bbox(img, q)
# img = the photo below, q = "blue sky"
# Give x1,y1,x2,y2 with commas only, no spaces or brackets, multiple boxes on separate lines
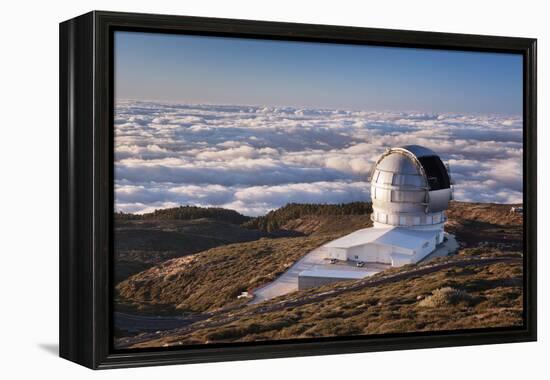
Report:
114,31,523,115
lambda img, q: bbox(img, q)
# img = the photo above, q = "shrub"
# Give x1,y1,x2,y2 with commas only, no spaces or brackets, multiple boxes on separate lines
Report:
418,287,474,308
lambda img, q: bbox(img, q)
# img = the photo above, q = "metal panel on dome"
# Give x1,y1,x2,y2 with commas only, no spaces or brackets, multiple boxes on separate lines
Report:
375,170,394,185
391,190,426,203
392,174,426,187
399,145,437,158
427,188,452,212
375,152,421,175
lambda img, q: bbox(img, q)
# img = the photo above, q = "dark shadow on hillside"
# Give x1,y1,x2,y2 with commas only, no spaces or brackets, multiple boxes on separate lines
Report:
448,220,523,251
461,276,523,292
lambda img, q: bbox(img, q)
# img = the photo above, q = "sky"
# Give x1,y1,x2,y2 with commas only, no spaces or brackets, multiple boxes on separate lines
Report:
114,31,523,114
114,31,523,216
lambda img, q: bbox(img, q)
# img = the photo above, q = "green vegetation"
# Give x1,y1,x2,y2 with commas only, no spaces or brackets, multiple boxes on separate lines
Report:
418,286,476,308
243,202,372,233
115,205,251,225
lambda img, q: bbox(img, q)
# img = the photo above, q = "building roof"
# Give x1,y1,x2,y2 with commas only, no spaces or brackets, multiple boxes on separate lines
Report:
324,227,439,251
324,227,388,248
375,228,438,250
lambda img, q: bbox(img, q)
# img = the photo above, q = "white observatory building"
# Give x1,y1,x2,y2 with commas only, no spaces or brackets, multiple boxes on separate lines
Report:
322,145,453,267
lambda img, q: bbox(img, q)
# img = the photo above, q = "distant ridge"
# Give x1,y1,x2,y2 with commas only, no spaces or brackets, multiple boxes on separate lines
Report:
243,202,373,232
115,205,251,225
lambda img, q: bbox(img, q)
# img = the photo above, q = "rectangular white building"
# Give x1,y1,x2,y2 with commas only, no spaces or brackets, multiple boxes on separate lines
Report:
322,227,439,267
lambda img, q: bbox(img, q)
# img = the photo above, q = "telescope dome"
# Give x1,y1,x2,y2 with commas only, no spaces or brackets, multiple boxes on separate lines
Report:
370,145,452,231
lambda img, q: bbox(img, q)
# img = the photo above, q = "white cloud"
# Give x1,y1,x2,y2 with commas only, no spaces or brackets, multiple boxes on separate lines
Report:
115,181,370,216
114,101,523,216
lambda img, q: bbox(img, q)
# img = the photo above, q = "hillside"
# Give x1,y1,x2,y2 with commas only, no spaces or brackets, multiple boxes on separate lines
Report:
116,205,251,224
116,234,339,314
114,208,264,283
117,202,521,313
121,248,523,348
446,201,523,251
446,201,522,225
243,202,373,233
114,201,524,347
116,202,374,314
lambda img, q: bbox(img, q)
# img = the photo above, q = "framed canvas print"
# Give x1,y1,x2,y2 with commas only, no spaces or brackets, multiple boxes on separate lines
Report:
59,11,537,369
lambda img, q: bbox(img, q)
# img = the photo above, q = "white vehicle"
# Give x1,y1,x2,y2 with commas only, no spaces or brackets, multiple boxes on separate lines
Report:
237,291,252,299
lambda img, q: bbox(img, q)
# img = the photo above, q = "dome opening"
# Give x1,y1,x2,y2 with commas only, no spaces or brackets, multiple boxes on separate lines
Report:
417,155,451,190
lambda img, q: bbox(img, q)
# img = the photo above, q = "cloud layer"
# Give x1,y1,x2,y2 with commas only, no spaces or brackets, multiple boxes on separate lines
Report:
115,101,523,215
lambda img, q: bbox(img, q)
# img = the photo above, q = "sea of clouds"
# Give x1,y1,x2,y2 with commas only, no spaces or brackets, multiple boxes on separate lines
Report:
114,100,523,216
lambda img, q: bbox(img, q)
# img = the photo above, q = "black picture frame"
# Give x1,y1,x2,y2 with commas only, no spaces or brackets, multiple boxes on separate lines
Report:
59,10,537,369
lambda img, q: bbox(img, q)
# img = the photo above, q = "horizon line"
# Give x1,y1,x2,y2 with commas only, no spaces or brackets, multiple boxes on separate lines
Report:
115,98,523,118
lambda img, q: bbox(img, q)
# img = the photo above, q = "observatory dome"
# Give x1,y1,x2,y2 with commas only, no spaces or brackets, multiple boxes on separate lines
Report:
370,145,452,232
